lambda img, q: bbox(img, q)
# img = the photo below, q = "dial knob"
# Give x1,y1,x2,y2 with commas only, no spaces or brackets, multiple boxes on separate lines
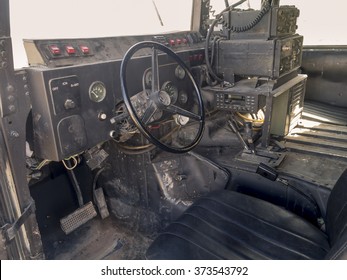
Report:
64,99,76,110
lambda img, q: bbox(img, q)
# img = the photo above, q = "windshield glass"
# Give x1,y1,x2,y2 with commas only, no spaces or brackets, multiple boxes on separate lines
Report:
10,0,193,68
10,0,347,68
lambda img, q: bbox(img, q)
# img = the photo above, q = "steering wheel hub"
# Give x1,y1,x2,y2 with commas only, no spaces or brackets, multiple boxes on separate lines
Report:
157,91,171,107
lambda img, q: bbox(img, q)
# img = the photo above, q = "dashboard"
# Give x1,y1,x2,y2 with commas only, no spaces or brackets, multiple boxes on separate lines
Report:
25,31,206,161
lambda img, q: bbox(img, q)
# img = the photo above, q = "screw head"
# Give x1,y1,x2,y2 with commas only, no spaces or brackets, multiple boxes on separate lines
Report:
7,85,15,93
10,131,20,138
8,105,15,112
1,61,8,68
7,95,15,102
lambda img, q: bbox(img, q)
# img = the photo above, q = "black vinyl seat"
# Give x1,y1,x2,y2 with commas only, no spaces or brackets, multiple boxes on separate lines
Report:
147,170,347,260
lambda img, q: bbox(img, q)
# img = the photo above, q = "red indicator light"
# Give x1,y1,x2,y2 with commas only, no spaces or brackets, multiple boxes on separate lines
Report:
49,45,61,55
183,38,188,44
169,39,175,46
65,46,76,55
80,45,90,55
176,39,182,45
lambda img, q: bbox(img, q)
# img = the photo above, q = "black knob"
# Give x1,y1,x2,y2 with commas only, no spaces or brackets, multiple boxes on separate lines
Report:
64,99,76,110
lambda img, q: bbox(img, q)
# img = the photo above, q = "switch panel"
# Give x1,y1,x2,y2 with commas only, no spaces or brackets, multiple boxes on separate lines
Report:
49,76,81,115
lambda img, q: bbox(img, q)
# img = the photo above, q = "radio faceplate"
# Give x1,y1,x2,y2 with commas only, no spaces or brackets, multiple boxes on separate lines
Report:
203,79,268,114
215,93,260,113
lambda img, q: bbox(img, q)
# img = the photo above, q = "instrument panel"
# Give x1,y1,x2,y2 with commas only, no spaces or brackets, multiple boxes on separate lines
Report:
25,32,205,161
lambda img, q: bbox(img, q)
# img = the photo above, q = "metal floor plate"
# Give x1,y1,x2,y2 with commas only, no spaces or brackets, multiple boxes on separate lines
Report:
285,119,347,162
303,100,347,125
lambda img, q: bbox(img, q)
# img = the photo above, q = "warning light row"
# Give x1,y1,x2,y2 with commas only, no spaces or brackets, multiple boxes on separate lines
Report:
49,45,90,56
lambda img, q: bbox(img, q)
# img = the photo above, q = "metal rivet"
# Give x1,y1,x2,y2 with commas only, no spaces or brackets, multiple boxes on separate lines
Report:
7,85,15,93
7,95,15,102
8,105,15,112
10,131,19,138
1,61,8,68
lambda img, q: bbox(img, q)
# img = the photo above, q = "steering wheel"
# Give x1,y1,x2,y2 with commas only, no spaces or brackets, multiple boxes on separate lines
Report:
120,41,205,153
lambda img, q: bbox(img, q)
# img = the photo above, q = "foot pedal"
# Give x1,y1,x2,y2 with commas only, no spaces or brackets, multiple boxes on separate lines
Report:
94,188,110,220
60,202,97,234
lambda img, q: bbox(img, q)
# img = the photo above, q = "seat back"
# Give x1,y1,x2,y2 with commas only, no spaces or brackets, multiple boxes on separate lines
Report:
325,169,347,259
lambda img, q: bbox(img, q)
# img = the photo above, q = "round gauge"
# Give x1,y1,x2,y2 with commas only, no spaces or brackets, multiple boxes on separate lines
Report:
178,90,188,104
89,81,106,103
144,69,152,88
161,81,178,103
175,65,186,80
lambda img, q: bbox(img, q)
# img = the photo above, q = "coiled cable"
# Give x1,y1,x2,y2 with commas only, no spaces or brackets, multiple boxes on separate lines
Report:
227,0,272,33
205,0,275,83
205,0,248,83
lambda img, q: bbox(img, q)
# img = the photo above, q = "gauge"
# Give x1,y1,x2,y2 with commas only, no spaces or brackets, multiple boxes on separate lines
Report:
161,81,178,104
178,90,188,104
175,65,186,80
144,69,152,88
89,81,106,103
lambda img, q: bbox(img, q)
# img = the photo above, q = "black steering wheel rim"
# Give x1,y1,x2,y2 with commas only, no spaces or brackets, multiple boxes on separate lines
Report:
120,41,205,154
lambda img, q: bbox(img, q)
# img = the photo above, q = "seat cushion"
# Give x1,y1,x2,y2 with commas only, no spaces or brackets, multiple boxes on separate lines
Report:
325,169,347,259
147,191,330,260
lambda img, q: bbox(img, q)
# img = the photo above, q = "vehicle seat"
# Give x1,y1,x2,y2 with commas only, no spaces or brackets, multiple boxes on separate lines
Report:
146,170,347,260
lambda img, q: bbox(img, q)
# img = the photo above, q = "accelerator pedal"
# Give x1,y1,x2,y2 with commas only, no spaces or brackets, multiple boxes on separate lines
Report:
94,188,110,220
60,201,97,234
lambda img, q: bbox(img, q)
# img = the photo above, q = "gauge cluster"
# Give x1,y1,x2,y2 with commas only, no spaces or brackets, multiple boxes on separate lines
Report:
142,64,192,108
118,62,196,140
27,62,117,161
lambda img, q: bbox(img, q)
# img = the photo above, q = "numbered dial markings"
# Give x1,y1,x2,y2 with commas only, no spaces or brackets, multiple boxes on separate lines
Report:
161,81,178,104
89,81,106,103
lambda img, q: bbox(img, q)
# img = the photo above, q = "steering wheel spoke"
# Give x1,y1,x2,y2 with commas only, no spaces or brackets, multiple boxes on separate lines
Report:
141,101,158,125
165,105,202,121
151,48,160,94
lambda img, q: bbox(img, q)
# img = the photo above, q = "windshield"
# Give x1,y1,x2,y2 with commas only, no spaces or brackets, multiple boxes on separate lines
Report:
10,0,347,68
10,0,193,68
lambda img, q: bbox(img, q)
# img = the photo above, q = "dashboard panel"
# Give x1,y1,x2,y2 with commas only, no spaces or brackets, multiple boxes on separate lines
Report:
24,31,205,68
25,32,205,161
